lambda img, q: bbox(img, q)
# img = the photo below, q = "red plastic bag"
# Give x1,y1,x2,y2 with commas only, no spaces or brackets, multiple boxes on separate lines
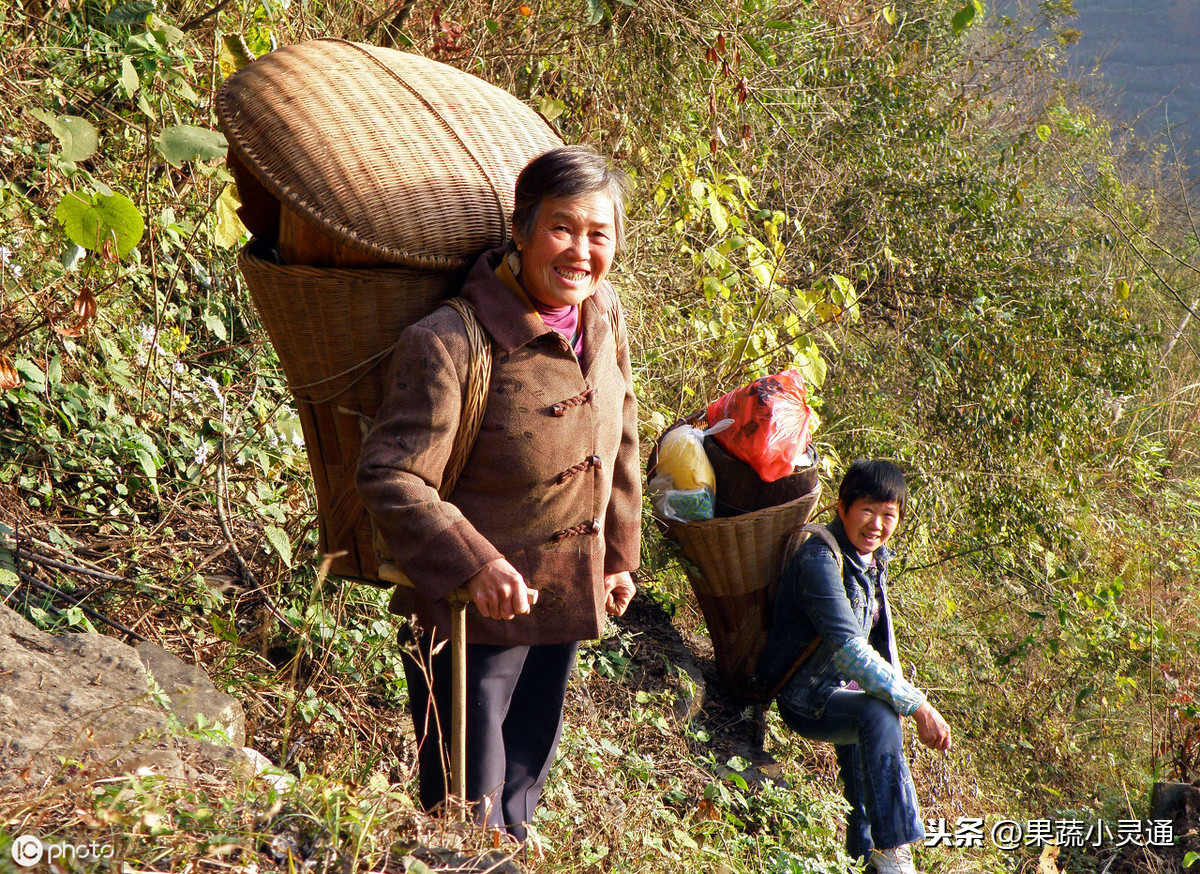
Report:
706,369,813,483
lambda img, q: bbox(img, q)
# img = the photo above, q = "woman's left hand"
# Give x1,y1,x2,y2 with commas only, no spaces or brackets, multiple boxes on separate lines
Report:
604,572,636,617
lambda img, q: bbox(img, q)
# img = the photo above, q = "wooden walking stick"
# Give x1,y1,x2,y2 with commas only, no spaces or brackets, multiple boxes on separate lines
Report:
449,596,468,803
373,295,492,814
380,565,472,808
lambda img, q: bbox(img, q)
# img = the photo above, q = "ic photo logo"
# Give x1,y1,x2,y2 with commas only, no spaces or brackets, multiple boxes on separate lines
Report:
10,834,113,866
10,835,42,867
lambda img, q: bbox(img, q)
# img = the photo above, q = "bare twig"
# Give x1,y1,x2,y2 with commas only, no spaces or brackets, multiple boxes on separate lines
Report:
14,570,147,642
15,548,130,585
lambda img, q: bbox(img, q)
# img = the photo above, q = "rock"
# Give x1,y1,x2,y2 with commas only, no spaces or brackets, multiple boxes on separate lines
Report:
137,641,246,746
0,604,249,787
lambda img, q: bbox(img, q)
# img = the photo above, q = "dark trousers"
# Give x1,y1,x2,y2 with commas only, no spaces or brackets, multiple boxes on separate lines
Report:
401,631,578,840
780,690,925,859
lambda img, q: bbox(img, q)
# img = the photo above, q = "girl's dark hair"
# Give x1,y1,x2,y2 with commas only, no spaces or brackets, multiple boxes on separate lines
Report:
511,145,631,250
838,459,908,519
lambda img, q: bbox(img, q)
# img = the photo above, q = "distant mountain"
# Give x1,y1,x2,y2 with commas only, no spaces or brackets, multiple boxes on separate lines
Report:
1054,0,1200,172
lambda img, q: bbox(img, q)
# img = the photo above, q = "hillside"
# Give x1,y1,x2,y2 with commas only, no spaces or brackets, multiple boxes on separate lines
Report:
3,0,1200,872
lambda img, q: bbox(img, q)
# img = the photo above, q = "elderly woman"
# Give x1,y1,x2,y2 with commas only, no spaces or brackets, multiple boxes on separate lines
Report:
356,145,640,839
754,460,951,874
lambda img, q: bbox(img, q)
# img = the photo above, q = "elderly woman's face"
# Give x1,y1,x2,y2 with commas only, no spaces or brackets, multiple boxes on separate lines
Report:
516,192,617,309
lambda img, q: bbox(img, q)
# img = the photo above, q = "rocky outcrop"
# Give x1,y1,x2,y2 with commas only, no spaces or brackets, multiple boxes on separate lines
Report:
0,604,250,787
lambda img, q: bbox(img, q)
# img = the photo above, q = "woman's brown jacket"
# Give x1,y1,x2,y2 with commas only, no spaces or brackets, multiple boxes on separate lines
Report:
355,246,641,647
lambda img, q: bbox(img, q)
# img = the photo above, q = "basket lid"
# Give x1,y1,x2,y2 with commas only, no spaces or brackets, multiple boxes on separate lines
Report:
216,39,563,270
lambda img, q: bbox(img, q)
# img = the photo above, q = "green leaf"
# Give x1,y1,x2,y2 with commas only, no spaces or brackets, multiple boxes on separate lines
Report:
16,358,47,387
135,449,159,496
586,0,607,26
55,190,145,258
264,525,294,566
61,242,85,271
707,197,728,234
147,13,185,45
218,34,256,78
484,18,499,34
743,33,776,66
951,2,976,36
1183,850,1199,868
136,90,157,121
750,261,774,289
120,57,141,97
104,1,154,26
203,312,228,342
537,96,567,121
30,110,99,163
209,615,239,643
1036,124,1051,142
156,125,228,168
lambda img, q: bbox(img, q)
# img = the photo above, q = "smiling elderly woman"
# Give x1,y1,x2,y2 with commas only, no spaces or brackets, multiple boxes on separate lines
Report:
355,145,640,839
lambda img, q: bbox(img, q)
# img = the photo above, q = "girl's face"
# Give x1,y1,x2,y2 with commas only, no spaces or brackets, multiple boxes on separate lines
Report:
837,497,901,556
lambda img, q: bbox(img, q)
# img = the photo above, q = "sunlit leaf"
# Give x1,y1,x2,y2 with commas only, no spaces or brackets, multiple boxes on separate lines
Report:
203,312,228,342
537,96,566,121
55,190,144,259
156,125,228,168
30,110,99,163
265,525,294,566
213,184,247,248
951,2,976,36
707,197,728,234
218,34,256,78
120,57,141,97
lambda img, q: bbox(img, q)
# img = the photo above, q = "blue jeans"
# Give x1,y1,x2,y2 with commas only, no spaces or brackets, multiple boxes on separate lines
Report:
780,689,925,859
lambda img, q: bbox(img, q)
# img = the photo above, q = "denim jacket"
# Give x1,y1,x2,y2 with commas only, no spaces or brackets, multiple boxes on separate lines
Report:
753,517,924,719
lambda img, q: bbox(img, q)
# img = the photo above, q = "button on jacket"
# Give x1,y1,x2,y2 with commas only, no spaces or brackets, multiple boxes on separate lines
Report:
355,246,641,647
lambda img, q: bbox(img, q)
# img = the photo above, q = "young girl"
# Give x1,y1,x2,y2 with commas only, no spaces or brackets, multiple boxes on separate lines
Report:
754,459,951,874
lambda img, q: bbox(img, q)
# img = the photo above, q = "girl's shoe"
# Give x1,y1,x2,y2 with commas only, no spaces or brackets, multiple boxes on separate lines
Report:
867,844,918,874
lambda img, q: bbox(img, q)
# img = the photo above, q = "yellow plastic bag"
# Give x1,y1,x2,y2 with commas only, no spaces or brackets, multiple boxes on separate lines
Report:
649,419,734,522
657,425,718,492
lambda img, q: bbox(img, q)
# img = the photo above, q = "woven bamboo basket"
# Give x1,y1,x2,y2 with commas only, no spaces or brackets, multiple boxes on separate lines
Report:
218,40,563,583
666,485,822,700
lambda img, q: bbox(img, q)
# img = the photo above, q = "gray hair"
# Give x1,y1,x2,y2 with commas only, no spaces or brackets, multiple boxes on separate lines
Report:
510,145,631,251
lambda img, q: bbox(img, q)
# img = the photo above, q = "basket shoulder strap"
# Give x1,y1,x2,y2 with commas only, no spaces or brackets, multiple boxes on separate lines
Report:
780,521,844,577
438,297,492,500
801,522,844,574
758,522,843,702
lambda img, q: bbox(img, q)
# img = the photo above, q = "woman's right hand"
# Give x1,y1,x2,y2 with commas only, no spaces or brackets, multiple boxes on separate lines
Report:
466,558,539,620
912,701,952,751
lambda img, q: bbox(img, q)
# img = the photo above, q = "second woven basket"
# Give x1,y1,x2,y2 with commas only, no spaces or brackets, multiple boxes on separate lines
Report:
665,484,822,700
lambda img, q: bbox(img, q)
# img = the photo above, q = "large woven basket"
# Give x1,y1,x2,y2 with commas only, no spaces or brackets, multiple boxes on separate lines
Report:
219,41,562,583
218,38,562,267
238,244,465,581
666,485,822,700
